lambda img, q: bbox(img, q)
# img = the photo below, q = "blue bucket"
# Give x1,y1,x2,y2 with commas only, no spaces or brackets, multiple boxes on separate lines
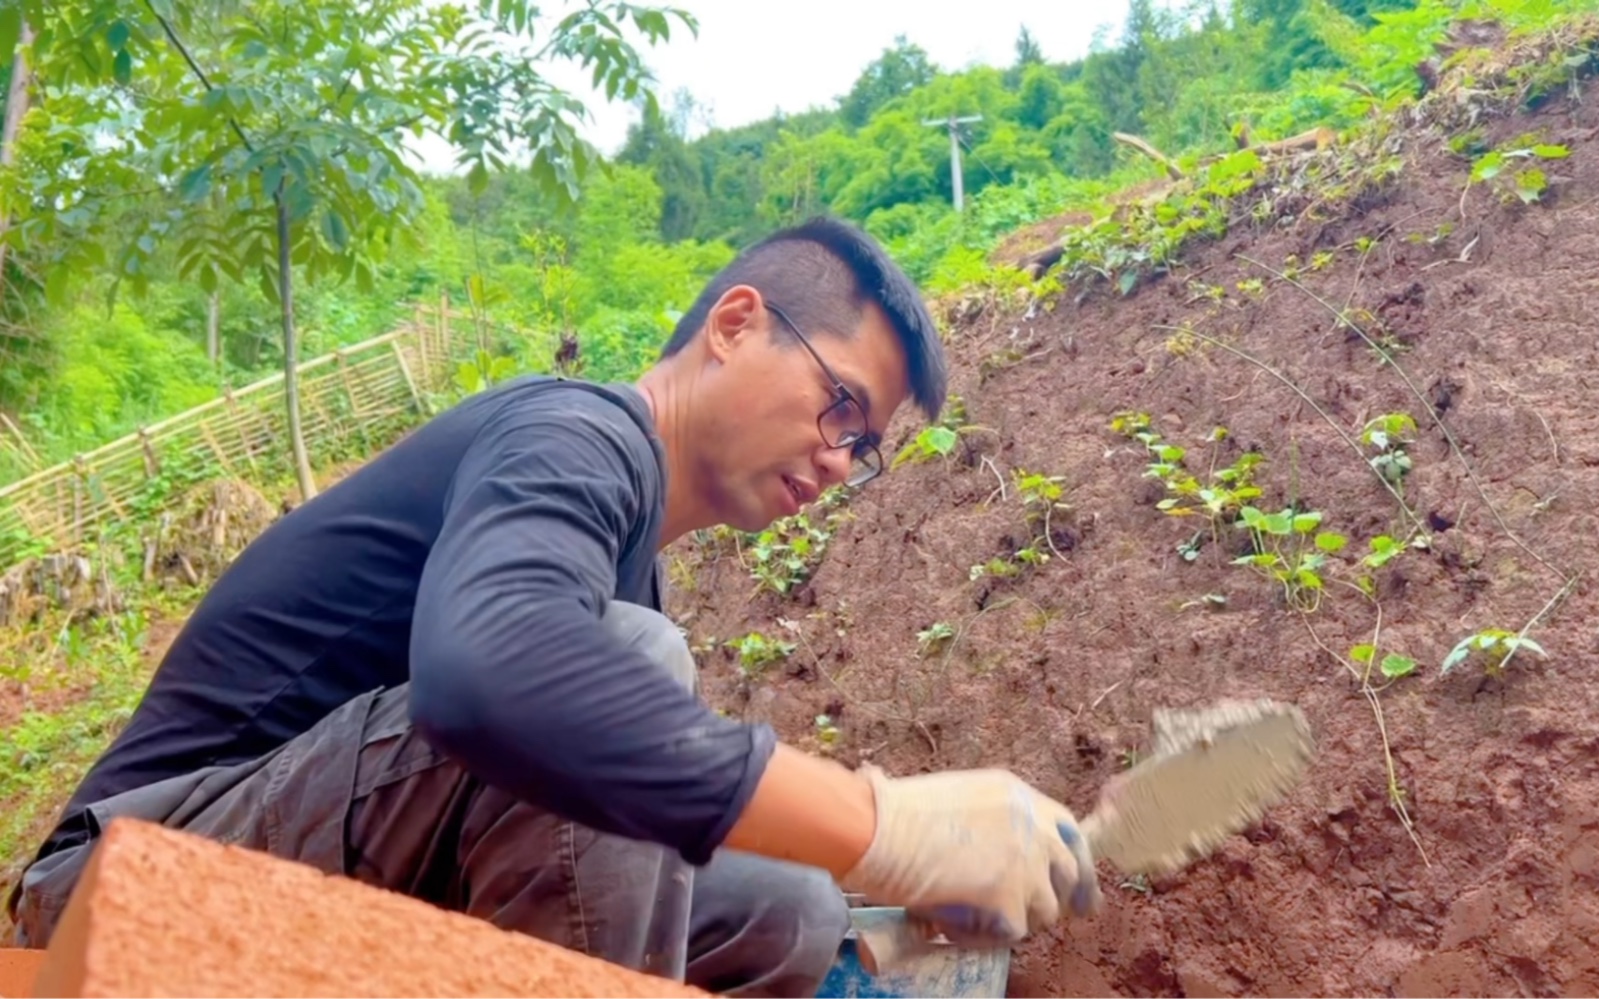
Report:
815,906,1011,998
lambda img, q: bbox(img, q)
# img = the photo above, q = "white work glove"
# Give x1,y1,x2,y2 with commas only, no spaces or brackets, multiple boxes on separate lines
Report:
841,765,1101,946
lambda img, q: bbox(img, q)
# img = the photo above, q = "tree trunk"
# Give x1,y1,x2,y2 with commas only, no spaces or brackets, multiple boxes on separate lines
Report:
0,22,35,284
276,194,317,503
206,289,220,366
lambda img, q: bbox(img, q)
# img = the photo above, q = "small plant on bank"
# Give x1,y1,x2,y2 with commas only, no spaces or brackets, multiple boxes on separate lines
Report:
1352,533,1423,597
1231,505,1348,612
1469,137,1571,204
892,393,973,469
814,713,841,751
969,544,1049,582
1349,642,1418,681
1015,466,1070,547
1111,411,1264,560
726,631,795,679
1442,627,1548,678
746,486,851,596
967,464,1069,583
1361,412,1417,491
917,621,955,657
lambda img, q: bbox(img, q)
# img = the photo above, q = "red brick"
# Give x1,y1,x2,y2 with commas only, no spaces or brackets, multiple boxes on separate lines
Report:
32,818,709,998
0,949,44,997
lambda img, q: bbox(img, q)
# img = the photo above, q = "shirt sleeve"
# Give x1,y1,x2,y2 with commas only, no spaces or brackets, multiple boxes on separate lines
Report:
406,386,776,865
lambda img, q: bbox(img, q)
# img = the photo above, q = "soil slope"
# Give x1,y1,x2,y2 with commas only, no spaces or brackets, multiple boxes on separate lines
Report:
668,41,1599,999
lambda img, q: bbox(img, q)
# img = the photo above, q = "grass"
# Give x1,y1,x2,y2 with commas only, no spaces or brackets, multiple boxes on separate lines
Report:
0,594,192,925
0,453,379,910
0,645,153,862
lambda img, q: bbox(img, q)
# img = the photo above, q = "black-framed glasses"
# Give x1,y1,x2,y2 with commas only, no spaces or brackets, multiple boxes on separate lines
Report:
765,302,884,488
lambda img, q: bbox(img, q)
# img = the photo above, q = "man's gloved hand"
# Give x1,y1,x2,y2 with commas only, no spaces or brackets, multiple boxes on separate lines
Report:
841,765,1101,947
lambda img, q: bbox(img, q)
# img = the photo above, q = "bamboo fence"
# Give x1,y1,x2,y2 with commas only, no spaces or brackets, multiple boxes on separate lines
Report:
0,297,478,571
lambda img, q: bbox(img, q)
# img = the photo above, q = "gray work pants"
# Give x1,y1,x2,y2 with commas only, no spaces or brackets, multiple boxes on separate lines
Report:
11,602,850,998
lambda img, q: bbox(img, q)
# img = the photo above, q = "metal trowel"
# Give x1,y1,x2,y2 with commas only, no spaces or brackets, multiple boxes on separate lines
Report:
853,697,1315,975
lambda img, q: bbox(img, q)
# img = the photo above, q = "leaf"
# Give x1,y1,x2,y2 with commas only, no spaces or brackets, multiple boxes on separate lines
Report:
1314,532,1348,553
261,161,285,199
1441,637,1474,674
1263,511,1294,535
0,7,20,59
925,426,958,455
1291,511,1323,534
1472,151,1504,182
177,164,213,202
113,48,133,86
467,159,490,196
321,210,350,253
1380,654,1417,679
1350,644,1375,663
1515,168,1547,203
108,20,131,52
1507,635,1547,657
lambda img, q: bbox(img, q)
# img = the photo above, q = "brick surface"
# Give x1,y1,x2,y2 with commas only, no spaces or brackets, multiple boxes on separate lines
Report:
0,949,44,997
32,818,710,998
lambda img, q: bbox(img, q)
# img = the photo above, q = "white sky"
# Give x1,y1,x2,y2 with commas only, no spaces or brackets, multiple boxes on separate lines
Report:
409,0,1132,174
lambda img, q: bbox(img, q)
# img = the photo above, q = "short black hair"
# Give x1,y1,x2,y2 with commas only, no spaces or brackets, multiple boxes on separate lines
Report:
660,215,947,420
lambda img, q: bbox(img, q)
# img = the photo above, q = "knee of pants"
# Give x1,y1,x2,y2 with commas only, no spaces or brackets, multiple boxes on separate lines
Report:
10,845,92,949
768,866,853,980
601,600,696,693
701,859,851,995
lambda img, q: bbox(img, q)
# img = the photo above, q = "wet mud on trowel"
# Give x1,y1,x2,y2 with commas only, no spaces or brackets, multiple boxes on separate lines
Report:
852,697,1316,978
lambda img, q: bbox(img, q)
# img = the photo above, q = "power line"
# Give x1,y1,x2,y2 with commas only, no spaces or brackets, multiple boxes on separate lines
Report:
921,113,982,211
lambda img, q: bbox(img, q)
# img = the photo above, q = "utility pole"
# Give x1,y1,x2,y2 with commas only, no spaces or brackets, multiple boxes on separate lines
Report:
922,112,982,211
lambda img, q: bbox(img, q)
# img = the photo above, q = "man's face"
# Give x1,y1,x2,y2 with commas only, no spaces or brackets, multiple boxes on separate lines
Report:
694,286,911,532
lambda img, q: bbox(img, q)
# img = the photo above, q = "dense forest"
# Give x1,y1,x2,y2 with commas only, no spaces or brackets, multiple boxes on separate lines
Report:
0,0,1549,483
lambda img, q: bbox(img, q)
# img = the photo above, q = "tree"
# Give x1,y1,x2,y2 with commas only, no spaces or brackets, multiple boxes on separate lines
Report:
0,0,693,501
1005,25,1045,88
839,35,937,129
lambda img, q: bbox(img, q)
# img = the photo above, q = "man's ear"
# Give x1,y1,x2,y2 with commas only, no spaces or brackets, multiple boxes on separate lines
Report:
703,285,764,363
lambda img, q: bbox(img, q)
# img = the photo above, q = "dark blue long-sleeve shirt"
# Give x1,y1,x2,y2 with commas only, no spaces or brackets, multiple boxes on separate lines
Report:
32,374,775,868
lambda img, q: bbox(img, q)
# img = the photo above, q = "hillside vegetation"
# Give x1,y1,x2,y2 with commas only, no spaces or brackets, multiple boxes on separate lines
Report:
2,0,1519,481
7,1,1599,994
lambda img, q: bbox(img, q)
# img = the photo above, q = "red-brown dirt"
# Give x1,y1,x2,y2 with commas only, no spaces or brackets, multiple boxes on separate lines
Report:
32,818,709,998
668,59,1599,999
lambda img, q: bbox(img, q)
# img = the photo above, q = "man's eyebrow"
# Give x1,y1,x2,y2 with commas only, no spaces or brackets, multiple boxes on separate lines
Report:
850,381,874,419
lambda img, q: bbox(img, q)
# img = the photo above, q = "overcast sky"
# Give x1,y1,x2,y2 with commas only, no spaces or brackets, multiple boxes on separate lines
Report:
409,0,1132,174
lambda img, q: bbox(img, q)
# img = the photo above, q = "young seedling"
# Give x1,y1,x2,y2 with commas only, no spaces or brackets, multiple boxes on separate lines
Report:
726,631,796,679
893,425,960,467
1360,412,1416,491
814,713,842,750
1469,138,1570,205
891,393,979,470
1441,627,1547,678
1232,505,1348,612
916,621,955,658
1349,643,1418,681
1112,412,1264,559
745,487,851,596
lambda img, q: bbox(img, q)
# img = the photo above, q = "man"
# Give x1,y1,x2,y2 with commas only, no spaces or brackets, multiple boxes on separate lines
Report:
9,216,1099,996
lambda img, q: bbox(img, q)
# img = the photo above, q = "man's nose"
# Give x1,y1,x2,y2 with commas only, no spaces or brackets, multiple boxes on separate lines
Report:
815,445,852,489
